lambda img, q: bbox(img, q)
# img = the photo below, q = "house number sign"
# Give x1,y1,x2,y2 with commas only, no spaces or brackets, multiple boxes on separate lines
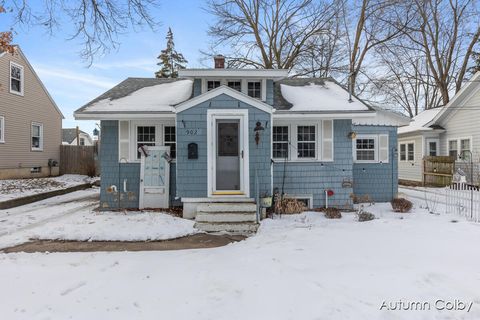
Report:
185,129,202,136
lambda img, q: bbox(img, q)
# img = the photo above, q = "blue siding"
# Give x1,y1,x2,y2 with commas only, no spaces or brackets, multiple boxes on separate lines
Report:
266,79,274,106
193,79,202,97
352,125,398,202
99,120,178,210
273,119,354,208
176,93,272,199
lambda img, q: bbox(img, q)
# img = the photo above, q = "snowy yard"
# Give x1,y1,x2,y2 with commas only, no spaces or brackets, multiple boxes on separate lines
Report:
0,174,98,202
1,190,480,319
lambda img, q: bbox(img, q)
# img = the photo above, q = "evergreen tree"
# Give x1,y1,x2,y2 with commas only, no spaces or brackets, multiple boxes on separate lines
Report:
155,28,188,78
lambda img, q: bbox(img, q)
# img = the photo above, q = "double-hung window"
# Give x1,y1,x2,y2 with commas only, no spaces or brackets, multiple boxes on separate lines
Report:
164,126,176,159
227,80,242,92
273,126,289,159
31,122,43,151
355,134,389,163
460,139,471,159
448,140,458,158
297,126,316,159
247,81,261,99
399,142,414,161
355,138,376,161
0,116,4,143
10,62,24,95
136,126,156,159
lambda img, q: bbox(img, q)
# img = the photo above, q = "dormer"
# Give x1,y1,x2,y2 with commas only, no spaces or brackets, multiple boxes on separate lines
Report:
178,55,288,106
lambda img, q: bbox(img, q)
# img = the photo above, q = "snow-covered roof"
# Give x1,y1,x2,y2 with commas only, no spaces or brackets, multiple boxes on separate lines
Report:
398,107,444,135
276,79,371,113
353,105,410,127
81,79,192,113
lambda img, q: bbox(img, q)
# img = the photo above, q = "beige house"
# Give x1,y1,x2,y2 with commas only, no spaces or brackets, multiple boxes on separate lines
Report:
0,46,64,179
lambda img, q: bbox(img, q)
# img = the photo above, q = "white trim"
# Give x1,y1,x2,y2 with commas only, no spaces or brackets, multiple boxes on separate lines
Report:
9,61,24,96
399,141,415,162
0,116,4,143
273,112,375,119
378,134,389,164
75,113,175,120
353,135,378,163
179,68,288,79
207,109,250,198
448,136,473,158
129,120,175,163
285,195,314,209
176,85,273,114
139,146,170,209
425,138,440,157
31,122,44,151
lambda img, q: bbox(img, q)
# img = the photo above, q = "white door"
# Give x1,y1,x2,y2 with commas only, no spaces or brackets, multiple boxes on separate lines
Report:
426,139,440,156
139,146,170,209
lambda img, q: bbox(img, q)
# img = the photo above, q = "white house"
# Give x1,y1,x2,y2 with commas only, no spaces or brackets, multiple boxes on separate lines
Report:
62,128,94,146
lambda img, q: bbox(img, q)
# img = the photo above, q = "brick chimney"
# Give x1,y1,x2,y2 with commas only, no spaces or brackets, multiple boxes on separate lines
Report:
214,54,225,69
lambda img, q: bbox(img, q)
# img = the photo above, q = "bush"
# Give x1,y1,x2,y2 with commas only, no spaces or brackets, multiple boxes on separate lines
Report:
358,211,375,222
391,198,413,213
324,207,342,219
274,197,307,214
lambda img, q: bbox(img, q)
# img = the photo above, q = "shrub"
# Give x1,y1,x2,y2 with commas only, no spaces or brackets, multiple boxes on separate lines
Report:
274,197,307,214
85,162,97,178
358,211,375,222
391,198,413,213
324,207,342,219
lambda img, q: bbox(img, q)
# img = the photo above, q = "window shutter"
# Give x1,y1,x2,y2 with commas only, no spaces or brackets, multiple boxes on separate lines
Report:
119,121,130,161
322,120,333,161
379,134,389,163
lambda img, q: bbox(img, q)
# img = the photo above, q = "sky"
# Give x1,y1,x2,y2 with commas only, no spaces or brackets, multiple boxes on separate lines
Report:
0,0,214,136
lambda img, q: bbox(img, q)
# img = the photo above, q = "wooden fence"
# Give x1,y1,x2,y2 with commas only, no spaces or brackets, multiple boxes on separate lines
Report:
423,156,455,186
60,145,98,175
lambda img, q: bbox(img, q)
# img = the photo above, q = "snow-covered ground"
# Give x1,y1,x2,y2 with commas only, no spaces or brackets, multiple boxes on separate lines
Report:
0,188,197,248
1,190,479,319
0,174,98,202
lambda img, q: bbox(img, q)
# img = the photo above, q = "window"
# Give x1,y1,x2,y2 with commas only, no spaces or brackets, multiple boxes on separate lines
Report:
448,140,458,158
400,144,406,161
399,142,414,161
164,126,176,159
273,126,289,159
0,116,4,143
297,126,316,158
356,138,376,161
227,80,242,92
207,80,221,91
10,62,24,95
31,123,43,151
247,81,261,99
136,126,156,159
79,138,85,146
460,139,471,159
428,142,437,156
30,167,42,173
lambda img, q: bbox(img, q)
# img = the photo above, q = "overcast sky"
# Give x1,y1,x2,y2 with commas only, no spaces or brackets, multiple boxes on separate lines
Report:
0,0,213,135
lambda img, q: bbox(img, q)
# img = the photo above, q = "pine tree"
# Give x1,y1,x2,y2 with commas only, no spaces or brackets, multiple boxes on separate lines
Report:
155,28,188,78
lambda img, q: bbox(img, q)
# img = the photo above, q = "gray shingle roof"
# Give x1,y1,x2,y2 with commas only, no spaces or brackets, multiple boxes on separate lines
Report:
62,128,89,144
76,77,190,113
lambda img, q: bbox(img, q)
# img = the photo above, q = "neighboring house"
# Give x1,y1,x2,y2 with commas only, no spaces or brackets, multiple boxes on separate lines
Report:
398,71,480,184
74,55,407,231
62,128,94,146
0,46,64,179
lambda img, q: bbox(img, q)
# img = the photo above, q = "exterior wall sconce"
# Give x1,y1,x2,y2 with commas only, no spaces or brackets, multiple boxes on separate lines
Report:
348,131,357,139
254,121,264,146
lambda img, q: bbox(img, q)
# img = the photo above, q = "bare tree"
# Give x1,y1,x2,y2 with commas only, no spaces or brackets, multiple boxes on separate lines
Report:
407,0,480,105
1,0,160,63
205,0,338,70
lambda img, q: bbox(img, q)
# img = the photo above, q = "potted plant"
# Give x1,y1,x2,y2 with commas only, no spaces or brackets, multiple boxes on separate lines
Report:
260,192,273,208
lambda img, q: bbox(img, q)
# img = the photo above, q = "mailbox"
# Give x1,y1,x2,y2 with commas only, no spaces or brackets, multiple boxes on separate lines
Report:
188,143,198,159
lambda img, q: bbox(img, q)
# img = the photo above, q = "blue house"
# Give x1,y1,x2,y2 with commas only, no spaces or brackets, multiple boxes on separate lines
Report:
75,55,408,233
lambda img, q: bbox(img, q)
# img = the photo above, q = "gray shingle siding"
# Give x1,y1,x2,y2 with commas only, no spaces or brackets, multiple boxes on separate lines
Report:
273,119,354,208
193,79,202,97
176,93,272,199
352,125,398,202
99,120,178,209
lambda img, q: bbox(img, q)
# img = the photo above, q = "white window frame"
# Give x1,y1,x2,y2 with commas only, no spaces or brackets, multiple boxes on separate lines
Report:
448,136,473,160
226,79,242,92
247,80,262,100
272,120,334,162
0,116,4,143
399,142,415,162
128,120,176,162
164,125,176,159
272,125,289,159
31,122,43,151
285,195,313,209
354,135,378,163
296,124,317,159
10,61,24,96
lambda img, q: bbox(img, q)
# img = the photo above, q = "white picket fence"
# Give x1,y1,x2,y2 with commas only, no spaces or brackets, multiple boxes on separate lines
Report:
445,183,480,222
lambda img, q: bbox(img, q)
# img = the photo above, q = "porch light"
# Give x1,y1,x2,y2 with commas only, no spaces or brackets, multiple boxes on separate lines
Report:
254,121,264,146
348,131,357,139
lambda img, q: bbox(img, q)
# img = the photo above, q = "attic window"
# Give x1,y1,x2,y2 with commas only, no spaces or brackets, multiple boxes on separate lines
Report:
10,62,24,95
247,81,261,99
227,80,242,92
207,80,221,91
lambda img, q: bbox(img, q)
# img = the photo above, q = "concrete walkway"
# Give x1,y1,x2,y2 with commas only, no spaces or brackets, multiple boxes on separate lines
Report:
3,233,246,253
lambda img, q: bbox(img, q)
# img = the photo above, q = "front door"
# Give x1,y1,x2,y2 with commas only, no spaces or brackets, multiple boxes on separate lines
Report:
139,146,170,209
208,110,249,197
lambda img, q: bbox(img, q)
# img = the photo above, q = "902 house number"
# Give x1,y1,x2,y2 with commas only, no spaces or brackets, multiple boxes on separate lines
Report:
185,129,201,136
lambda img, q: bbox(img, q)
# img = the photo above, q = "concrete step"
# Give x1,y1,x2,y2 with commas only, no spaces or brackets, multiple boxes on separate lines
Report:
195,212,257,223
197,203,257,213
194,222,259,235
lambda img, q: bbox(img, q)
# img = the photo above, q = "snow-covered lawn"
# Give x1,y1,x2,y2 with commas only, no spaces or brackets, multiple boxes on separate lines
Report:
1,192,480,319
0,174,98,202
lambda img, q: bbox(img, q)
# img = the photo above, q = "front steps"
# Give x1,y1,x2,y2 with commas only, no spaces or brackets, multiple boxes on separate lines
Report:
194,202,259,235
